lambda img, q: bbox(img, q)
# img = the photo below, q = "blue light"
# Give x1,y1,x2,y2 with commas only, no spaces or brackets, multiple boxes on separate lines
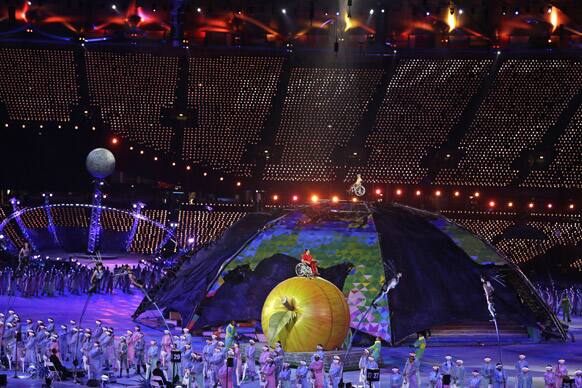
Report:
87,181,104,253
125,203,144,252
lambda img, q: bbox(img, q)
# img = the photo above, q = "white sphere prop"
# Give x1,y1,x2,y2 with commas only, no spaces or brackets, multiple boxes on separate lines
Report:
86,148,116,179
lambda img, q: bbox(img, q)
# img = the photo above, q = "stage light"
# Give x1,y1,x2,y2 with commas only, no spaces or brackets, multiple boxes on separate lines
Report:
435,190,442,197
381,9,385,13
203,172,207,176
39,125,43,129
474,191,480,197
273,195,279,201
497,51,501,55
111,4,117,9
369,9,374,15
332,196,339,203
528,202,534,209
375,188,382,195
186,165,191,171
22,124,26,128
187,237,195,244
311,195,319,203
139,150,144,155
219,177,224,181
4,123,7,127
415,190,421,196
508,201,514,208
236,181,241,187
547,6,553,13
172,162,176,166
459,9,464,14
547,203,553,209
454,191,460,197
426,11,430,16
281,8,286,14
395,189,402,196
0,235,3,240
488,200,495,208
196,7,201,12
153,156,158,161
569,204,575,210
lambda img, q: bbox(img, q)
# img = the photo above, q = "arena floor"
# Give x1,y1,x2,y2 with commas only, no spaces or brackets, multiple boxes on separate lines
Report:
1,291,580,387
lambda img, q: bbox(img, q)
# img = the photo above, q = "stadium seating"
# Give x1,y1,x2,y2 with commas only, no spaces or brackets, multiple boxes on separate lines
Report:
264,67,383,182
521,104,582,188
177,208,247,247
447,211,582,265
351,59,491,184
0,207,27,249
20,207,49,229
435,59,582,186
130,209,169,254
183,56,283,176
51,206,90,227
86,51,178,152
100,209,134,232
448,215,514,243
0,48,78,122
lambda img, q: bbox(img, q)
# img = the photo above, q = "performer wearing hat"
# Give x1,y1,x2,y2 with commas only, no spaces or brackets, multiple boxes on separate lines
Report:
390,367,404,388
244,339,258,382
329,356,343,388
518,367,533,388
493,363,506,388
309,354,325,388
404,353,420,388
468,370,482,388
481,357,494,388
429,364,443,388
278,362,292,388
261,357,277,388
117,336,129,378
544,365,556,388
453,359,466,387
359,349,370,385
555,359,568,387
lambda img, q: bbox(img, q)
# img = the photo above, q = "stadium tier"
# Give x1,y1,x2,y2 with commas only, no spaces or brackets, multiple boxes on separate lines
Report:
1,46,581,189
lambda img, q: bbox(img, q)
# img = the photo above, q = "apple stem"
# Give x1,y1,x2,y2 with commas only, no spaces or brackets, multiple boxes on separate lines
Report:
281,297,294,311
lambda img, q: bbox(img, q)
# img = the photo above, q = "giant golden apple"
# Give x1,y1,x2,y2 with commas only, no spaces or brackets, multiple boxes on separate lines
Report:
261,277,350,352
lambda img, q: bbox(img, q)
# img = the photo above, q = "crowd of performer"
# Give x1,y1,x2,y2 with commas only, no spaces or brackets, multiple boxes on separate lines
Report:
535,284,582,323
0,260,161,297
0,312,580,388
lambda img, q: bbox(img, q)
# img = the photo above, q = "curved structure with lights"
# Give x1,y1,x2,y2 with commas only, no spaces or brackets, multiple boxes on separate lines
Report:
0,203,177,258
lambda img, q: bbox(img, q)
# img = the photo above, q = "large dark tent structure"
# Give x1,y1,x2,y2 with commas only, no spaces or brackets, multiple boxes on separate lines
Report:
135,203,567,345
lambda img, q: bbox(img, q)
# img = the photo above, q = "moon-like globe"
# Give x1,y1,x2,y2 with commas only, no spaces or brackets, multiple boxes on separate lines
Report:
86,148,116,179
